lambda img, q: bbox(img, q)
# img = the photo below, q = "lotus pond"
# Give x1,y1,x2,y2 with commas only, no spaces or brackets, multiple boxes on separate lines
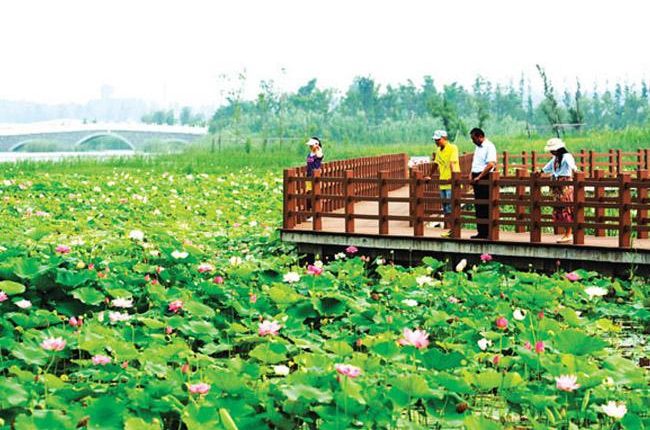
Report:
0,161,648,429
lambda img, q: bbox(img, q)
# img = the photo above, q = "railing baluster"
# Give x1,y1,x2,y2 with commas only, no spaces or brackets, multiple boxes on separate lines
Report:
378,171,389,235
344,170,355,233
530,172,542,243
413,171,424,236
637,170,648,240
488,172,500,240
618,173,631,248
593,170,605,236
515,169,527,233
283,169,296,229
573,171,585,245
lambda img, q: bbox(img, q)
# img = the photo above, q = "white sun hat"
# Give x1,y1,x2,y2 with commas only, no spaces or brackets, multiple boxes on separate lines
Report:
305,137,321,147
544,138,566,152
432,130,448,140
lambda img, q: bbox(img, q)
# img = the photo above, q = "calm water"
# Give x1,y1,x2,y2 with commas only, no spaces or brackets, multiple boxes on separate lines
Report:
0,150,137,163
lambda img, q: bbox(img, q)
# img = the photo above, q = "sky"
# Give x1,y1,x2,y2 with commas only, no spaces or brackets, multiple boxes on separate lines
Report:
0,0,648,107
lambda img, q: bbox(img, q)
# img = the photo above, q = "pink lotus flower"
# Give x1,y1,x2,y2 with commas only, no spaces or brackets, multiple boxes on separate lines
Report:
41,337,66,351
92,354,111,365
188,383,210,395
121,361,129,369
345,245,358,254
535,341,545,354
399,328,430,349
213,276,224,284
181,363,190,374
524,341,532,351
55,245,71,254
480,253,493,262
69,316,83,327
538,310,545,319
492,355,501,365
197,263,215,273
165,326,174,334
556,374,580,392
249,293,257,304
495,317,508,330
307,265,323,275
0,291,7,302
258,320,281,336
88,263,95,270
168,299,184,313
448,296,460,304
564,272,581,282
335,363,361,379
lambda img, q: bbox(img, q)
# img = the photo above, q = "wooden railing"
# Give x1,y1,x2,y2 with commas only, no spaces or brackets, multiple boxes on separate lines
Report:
284,154,409,226
283,152,650,248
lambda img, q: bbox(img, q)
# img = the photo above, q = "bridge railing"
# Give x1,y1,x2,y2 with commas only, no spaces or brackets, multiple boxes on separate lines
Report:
283,152,650,248
284,154,409,226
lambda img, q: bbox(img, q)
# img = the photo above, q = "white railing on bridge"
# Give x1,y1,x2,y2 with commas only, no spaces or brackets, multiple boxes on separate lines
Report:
0,120,208,136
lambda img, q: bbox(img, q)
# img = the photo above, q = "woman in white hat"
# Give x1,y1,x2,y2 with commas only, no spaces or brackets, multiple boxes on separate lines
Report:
541,138,578,243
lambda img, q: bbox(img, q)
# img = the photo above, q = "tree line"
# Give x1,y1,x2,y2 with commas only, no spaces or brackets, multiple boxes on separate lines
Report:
205,66,650,144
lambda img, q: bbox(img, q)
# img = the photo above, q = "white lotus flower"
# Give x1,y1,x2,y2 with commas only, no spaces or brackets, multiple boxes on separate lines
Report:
171,250,189,259
111,297,133,308
334,252,346,260
601,401,627,419
513,309,527,321
585,286,608,299
416,276,433,286
128,230,144,241
283,272,301,283
455,259,467,272
274,365,290,376
401,299,418,307
108,311,132,322
477,338,492,351
229,256,243,266
15,299,32,309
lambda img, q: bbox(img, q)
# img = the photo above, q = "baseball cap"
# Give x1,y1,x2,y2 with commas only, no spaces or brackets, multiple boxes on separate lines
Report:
432,130,447,140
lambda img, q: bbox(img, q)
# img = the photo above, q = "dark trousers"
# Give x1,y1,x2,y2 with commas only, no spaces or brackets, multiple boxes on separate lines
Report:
472,172,489,237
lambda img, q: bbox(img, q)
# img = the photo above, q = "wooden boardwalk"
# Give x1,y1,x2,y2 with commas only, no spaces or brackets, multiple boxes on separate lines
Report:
291,185,650,250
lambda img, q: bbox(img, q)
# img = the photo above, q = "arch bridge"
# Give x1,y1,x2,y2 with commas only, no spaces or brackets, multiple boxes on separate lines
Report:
0,121,208,151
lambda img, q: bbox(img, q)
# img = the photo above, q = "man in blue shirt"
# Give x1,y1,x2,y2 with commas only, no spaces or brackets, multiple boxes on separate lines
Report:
469,128,497,239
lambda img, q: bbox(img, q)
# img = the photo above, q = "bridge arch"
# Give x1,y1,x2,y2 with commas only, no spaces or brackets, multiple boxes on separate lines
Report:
74,132,136,151
9,140,44,152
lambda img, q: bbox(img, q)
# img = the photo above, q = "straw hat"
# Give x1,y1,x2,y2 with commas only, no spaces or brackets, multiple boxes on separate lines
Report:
544,138,566,152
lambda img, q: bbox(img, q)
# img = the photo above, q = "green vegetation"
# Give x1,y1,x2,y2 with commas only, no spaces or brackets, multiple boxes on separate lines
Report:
0,157,648,429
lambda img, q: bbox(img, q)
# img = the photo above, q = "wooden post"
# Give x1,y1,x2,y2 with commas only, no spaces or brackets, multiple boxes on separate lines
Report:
312,170,322,231
521,151,528,170
573,171,585,245
594,170,606,237
283,169,296,229
645,149,650,171
503,151,509,175
637,149,644,177
450,171,461,238
577,149,585,172
637,170,648,239
531,150,538,171
609,149,616,176
488,172,500,240
588,150,596,177
618,173,631,248
378,170,389,235
402,153,409,179
530,172,542,243
344,170,355,233
616,149,623,175
515,169,527,233
413,171,424,236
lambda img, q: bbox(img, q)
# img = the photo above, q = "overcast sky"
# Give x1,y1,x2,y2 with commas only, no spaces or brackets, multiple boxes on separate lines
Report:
1,0,648,107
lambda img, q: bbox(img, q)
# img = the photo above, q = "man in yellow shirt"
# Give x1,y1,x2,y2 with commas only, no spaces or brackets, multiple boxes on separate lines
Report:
432,130,460,236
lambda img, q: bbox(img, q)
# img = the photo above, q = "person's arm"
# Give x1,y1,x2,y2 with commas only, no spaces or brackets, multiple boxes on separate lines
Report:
541,159,553,175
